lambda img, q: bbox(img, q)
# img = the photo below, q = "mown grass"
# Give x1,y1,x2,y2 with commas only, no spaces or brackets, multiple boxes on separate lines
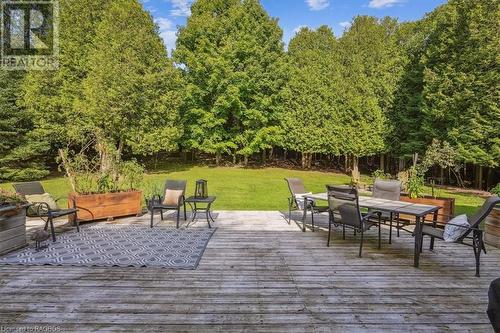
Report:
1,164,485,215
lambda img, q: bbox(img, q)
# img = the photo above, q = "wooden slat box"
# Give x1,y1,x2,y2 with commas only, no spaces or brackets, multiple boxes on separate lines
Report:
0,206,27,255
485,208,500,248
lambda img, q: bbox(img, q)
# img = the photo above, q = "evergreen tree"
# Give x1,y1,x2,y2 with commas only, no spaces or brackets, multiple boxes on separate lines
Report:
281,26,342,168
174,0,287,165
421,0,500,169
79,0,183,166
0,71,49,181
338,17,388,180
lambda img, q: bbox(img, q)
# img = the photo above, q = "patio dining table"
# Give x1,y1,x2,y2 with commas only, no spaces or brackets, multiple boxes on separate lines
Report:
301,193,441,268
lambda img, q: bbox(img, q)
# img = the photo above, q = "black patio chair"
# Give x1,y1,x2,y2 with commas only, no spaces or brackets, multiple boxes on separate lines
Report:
370,179,402,243
419,195,500,277
284,178,328,231
149,180,187,229
326,185,381,257
13,182,80,242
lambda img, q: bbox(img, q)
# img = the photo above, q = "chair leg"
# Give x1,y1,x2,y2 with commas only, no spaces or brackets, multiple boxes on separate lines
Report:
176,209,180,229
397,217,400,237
474,231,482,277
359,229,364,258
378,216,382,250
311,207,315,232
327,215,332,247
160,209,164,221
342,225,346,240
150,208,154,228
389,213,393,244
288,200,292,225
49,217,56,242
183,203,187,220
75,216,80,233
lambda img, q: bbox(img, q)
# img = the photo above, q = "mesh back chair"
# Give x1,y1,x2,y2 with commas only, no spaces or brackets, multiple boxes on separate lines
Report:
420,195,500,277
285,178,328,230
371,179,402,244
150,180,187,229
326,185,381,257
13,182,79,242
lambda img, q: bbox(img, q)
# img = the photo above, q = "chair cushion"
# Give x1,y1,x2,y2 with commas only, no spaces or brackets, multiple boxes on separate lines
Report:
295,193,312,210
24,193,59,210
443,214,470,242
163,189,183,206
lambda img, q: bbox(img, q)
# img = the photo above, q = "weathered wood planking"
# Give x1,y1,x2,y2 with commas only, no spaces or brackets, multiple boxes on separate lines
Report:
0,211,499,332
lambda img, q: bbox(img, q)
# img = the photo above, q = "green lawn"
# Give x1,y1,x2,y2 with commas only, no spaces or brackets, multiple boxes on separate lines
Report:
1,164,485,215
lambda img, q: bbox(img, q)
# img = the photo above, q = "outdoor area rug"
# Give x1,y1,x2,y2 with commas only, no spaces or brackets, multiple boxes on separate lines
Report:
0,225,216,269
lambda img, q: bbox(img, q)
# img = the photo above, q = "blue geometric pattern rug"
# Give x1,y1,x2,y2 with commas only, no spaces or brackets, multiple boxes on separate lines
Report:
0,225,216,269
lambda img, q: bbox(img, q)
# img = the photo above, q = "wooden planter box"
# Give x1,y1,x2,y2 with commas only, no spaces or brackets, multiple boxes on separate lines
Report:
400,195,455,223
485,207,500,248
0,205,27,255
69,191,142,222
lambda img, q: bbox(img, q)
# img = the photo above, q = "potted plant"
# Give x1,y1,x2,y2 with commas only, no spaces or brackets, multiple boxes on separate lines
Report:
398,142,458,223
0,189,29,254
59,148,145,222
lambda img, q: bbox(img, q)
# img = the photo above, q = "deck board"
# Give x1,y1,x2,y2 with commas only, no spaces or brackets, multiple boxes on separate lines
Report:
0,211,498,332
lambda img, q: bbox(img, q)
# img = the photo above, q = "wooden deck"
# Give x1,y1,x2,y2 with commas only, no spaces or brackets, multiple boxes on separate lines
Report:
0,211,498,332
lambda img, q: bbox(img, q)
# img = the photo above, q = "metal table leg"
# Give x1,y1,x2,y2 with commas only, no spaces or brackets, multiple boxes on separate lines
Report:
206,202,213,228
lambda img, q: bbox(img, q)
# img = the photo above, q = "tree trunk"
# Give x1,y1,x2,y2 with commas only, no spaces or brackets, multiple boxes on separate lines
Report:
243,155,249,167
477,165,483,190
283,149,288,161
380,154,385,172
215,152,221,166
261,149,266,165
486,167,492,190
351,155,360,184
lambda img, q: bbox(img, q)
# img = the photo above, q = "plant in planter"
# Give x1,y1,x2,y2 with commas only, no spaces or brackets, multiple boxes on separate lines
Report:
398,143,458,223
0,189,26,209
59,147,145,221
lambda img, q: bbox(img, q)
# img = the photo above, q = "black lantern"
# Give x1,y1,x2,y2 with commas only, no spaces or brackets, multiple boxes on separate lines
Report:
195,179,208,198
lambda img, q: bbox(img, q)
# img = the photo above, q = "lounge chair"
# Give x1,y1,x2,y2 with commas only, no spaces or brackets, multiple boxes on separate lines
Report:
149,180,187,229
13,182,80,242
419,195,500,277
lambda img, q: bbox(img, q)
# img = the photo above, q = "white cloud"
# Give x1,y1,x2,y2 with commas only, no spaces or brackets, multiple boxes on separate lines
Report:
155,17,177,55
306,0,329,11
293,25,309,34
368,0,403,9
169,0,192,17
339,21,351,29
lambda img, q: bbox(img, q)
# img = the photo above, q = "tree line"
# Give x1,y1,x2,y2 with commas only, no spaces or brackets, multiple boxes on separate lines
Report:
0,0,498,190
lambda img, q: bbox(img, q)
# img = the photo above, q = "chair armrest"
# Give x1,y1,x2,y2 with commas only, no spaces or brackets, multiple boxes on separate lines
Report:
422,220,482,232
361,211,380,222
31,202,51,216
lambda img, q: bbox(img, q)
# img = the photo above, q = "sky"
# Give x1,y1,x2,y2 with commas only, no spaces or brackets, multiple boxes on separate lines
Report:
141,0,447,55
